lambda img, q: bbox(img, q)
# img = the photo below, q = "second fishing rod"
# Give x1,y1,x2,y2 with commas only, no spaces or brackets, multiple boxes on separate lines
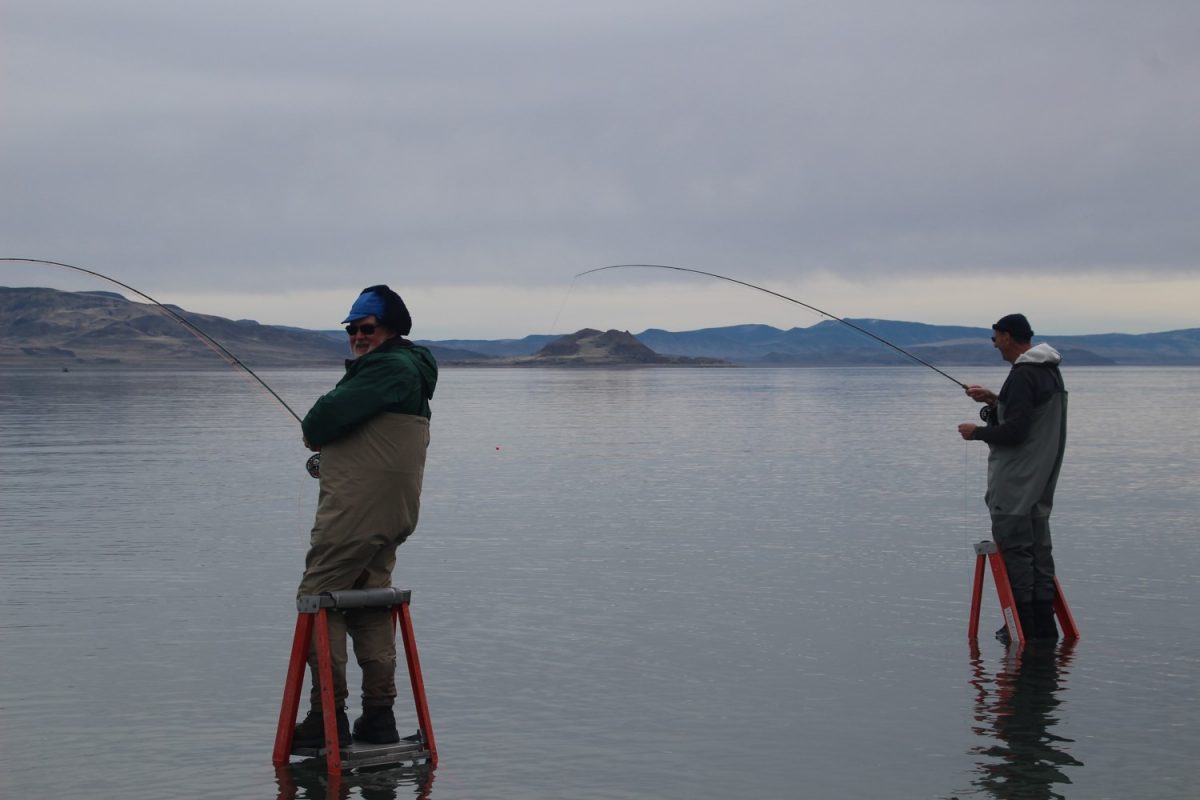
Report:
573,263,969,389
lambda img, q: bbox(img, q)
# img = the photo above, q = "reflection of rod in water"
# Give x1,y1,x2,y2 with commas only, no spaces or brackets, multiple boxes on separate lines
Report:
575,263,968,388
1,256,303,423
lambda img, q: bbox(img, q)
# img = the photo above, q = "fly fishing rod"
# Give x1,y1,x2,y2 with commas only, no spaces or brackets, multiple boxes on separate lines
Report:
2,257,305,421
575,263,968,389
1,257,326,476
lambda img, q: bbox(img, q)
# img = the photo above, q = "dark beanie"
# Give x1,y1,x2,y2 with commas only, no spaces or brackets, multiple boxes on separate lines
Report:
362,284,412,336
993,313,1033,342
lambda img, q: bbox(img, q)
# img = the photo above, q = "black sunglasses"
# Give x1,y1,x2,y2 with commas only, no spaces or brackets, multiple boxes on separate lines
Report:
345,323,378,336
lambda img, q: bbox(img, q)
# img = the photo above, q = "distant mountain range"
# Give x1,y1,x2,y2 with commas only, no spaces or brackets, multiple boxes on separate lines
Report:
3,285,1199,368
422,319,1200,366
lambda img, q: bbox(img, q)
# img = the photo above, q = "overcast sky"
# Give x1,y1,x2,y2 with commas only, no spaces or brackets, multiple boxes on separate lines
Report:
3,1,1198,338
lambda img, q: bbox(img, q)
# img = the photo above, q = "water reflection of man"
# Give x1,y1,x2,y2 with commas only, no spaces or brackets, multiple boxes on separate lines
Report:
958,314,1068,642
967,641,1083,799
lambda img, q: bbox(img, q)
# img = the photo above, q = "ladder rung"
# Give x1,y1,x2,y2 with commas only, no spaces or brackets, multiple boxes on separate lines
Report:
297,588,412,613
291,739,431,769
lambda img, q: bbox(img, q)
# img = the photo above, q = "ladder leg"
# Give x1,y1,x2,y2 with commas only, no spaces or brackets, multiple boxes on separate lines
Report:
397,601,438,768
1052,577,1080,640
988,552,1025,646
313,609,343,776
273,613,314,766
968,553,987,640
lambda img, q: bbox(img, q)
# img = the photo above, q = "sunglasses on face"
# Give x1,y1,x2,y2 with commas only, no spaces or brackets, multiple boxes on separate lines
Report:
345,323,378,336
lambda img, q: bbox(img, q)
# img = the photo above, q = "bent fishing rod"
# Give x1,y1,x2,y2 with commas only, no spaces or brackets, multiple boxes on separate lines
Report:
2,257,304,423
575,263,968,389
3,257,328,476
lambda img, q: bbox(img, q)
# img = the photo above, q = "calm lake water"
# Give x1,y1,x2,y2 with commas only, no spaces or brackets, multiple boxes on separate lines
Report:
1,366,1198,799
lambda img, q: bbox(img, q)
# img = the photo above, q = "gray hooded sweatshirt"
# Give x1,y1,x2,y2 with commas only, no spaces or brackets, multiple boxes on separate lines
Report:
975,343,1068,519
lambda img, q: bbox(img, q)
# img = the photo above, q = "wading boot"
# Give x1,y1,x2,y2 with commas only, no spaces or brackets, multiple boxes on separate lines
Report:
1030,600,1060,640
292,708,351,750
353,706,400,744
995,602,1035,645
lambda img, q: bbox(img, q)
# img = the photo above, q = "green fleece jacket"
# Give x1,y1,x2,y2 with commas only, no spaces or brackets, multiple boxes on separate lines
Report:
301,338,438,448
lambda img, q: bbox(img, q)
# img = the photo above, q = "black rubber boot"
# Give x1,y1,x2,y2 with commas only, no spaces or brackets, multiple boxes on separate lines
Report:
353,706,400,744
995,602,1035,645
1017,602,1035,642
293,708,351,750
1030,600,1060,640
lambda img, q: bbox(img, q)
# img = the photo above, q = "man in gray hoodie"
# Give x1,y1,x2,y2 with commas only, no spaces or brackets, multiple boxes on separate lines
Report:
958,314,1068,641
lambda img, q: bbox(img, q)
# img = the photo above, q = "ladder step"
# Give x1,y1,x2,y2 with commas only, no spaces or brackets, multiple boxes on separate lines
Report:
291,739,432,769
297,588,412,613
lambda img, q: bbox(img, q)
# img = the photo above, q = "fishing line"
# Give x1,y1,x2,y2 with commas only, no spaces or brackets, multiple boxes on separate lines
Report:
963,440,973,538
574,263,968,389
548,279,577,336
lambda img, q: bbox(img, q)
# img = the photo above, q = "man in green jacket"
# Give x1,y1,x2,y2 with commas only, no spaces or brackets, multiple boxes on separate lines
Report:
292,284,438,748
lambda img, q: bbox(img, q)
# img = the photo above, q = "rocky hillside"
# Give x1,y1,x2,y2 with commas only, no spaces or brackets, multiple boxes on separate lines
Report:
0,286,349,367
512,328,731,366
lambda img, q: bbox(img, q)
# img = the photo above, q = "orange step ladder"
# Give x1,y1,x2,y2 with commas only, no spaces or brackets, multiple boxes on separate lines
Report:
272,587,438,776
968,540,1079,645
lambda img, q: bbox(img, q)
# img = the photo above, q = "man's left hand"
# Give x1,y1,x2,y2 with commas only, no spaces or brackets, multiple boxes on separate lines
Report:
958,423,977,440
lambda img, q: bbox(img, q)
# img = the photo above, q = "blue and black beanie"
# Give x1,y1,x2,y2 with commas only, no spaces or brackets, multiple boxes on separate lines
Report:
343,284,412,335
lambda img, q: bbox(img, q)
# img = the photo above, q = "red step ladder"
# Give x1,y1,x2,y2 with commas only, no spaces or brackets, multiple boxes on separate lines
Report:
272,587,438,776
968,540,1079,645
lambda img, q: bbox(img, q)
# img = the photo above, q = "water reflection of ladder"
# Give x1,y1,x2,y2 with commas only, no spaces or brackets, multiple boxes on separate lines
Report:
968,541,1079,645
272,588,438,776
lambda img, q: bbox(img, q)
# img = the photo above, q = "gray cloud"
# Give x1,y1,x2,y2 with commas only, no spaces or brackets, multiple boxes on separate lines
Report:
3,1,1198,295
